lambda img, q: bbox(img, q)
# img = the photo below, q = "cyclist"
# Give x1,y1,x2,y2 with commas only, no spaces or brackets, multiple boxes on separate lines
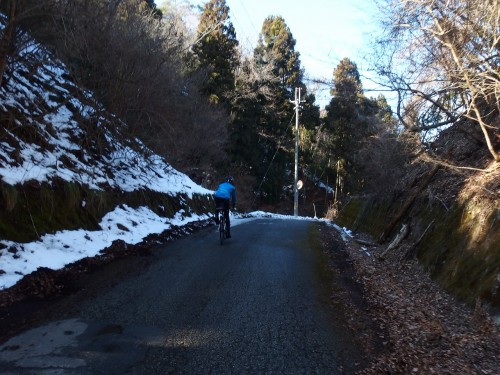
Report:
214,176,236,238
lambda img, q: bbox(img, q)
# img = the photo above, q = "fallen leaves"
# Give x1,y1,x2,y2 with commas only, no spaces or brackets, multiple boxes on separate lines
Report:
321,224,500,375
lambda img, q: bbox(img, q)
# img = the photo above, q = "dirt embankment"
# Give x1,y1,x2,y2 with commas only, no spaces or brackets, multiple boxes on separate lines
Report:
336,118,500,317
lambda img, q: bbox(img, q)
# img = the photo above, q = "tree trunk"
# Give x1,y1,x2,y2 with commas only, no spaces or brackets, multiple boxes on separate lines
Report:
472,105,500,162
381,223,409,257
378,164,440,243
402,220,435,261
0,0,16,86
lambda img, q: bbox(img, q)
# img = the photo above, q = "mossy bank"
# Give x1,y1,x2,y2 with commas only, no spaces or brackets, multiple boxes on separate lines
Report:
0,179,213,243
337,193,500,311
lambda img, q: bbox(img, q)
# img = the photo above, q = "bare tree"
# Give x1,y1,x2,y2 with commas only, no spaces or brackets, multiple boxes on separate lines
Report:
0,0,17,84
374,0,500,162
20,0,230,169
230,54,278,106
0,0,51,85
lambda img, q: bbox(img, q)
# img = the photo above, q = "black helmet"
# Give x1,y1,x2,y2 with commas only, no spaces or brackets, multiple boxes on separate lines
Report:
226,176,234,184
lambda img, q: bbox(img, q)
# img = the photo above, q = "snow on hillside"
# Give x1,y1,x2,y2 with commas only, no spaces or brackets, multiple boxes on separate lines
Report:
0,53,209,197
0,37,213,289
0,28,345,291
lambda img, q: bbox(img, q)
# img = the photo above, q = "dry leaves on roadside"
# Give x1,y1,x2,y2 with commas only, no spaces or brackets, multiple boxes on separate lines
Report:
321,225,500,375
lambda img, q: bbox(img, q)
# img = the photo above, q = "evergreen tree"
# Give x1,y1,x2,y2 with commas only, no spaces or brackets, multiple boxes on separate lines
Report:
253,16,306,145
323,58,371,194
229,58,266,166
114,0,163,20
192,0,238,105
254,16,303,95
329,57,363,117
331,58,362,98
237,15,318,204
320,57,399,199
140,0,163,19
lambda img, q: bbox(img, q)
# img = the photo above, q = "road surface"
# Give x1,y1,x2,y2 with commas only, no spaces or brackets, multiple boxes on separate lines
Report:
0,219,365,374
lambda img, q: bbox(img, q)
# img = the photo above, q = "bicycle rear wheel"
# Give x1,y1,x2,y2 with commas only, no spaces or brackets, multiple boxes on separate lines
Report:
218,211,225,245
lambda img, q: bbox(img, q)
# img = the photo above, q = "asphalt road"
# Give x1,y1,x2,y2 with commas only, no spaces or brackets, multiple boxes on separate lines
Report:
0,219,365,374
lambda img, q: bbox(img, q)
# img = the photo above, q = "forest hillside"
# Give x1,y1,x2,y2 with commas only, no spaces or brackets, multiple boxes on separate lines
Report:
0,17,214,291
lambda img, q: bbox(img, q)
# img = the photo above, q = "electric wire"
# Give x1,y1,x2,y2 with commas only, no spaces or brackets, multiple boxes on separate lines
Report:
229,0,257,57
252,111,296,208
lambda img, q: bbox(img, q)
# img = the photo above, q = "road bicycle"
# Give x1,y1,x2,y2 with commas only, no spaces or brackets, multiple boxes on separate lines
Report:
216,206,228,245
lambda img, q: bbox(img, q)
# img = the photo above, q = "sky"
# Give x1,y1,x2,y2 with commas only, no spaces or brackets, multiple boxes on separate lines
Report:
0,36,357,290
161,0,383,108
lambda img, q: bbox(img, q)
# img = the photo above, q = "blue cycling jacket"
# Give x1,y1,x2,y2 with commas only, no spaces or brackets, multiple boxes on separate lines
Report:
214,182,236,204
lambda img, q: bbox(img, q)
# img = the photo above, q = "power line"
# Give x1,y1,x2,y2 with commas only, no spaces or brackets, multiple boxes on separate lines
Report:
236,0,259,38
252,112,296,209
228,0,257,57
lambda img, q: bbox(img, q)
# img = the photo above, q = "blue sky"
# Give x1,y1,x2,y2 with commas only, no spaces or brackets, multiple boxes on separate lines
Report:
160,0,382,108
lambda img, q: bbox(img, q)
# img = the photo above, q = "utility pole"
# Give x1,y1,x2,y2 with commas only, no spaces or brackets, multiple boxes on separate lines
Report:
290,87,303,217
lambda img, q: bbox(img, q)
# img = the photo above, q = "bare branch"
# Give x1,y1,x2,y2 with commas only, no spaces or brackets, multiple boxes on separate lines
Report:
373,0,500,161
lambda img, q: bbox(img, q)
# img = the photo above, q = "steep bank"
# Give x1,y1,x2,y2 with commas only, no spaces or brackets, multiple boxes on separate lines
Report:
337,156,500,313
0,32,214,290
